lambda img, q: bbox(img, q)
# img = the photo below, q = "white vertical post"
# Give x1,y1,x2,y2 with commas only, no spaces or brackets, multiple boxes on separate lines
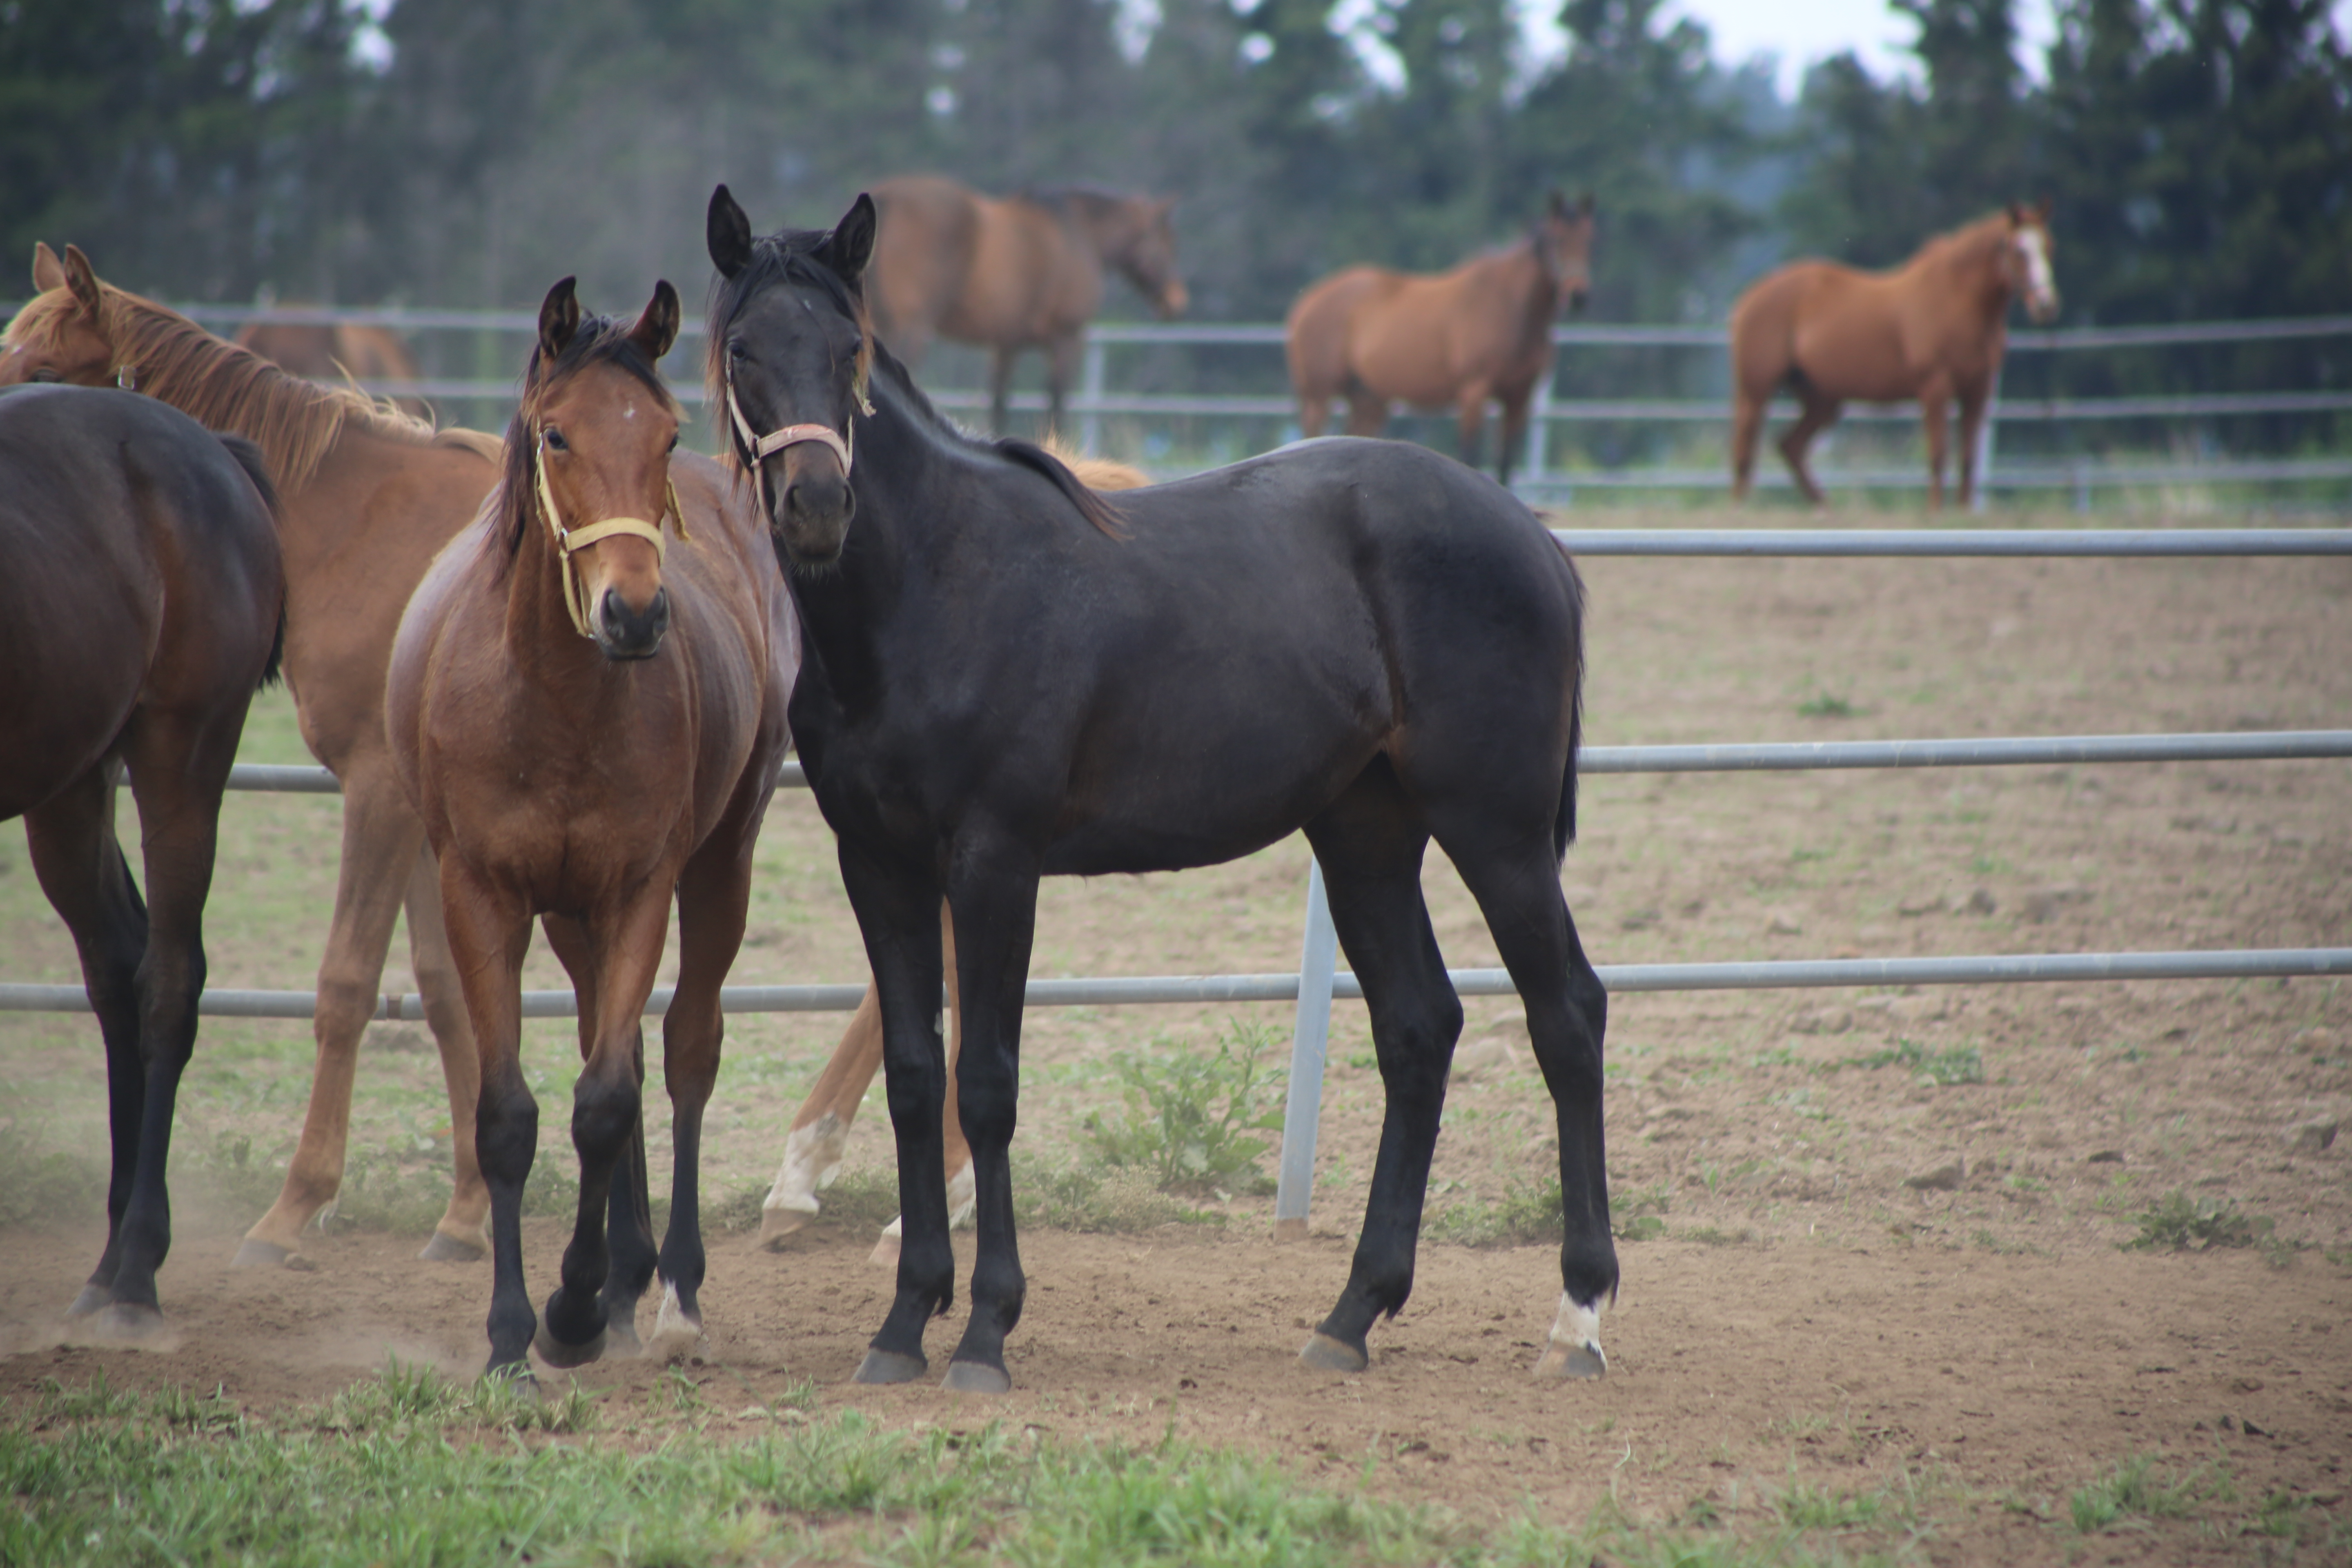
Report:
1522,372,1554,494
1273,857,1337,1242
1078,337,1108,457
1972,367,2001,514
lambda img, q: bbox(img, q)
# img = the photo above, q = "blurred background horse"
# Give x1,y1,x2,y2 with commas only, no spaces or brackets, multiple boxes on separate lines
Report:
235,316,430,418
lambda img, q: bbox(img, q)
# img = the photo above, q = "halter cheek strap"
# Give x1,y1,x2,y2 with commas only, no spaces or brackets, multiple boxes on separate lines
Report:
535,430,687,640
724,356,860,512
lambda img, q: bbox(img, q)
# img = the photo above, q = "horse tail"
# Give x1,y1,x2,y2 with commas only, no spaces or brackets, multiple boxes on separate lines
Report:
1553,539,1586,864
216,430,287,690
995,437,1128,539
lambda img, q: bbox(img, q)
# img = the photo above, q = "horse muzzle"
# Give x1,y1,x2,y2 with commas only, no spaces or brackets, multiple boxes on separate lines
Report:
595,585,670,661
2026,290,2061,325
1156,280,1190,319
775,458,855,567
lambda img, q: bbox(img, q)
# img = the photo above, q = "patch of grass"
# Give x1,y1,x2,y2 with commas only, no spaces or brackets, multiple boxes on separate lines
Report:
1078,1020,1285,1196
2123,1189,2276,1253
2069,1452,2231,1533
1773,1478,1883,1530
1013,1157,1225,1232
307,1362,600,1435
1795,692,1858,719
1839,1040,1984,1086
1682,1225,1757,1247
0,1120,105,1229
1424,1175,1566,1247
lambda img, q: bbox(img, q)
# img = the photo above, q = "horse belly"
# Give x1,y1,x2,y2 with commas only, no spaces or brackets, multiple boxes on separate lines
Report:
1350,288,1470,408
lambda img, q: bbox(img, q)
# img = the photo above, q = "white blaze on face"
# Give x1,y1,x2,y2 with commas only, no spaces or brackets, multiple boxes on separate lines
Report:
2015,227,2057,316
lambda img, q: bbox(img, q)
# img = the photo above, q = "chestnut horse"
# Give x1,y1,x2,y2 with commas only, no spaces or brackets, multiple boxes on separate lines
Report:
389,278,793,1378
709,187,1609,1394
1286,192,1595,488
1,386,283,1339
868,175,1187,434
234,317,429,416
0,245,512,1269
1730,202,2059,509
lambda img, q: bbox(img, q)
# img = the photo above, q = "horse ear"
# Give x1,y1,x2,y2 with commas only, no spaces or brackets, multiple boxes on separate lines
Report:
1548,188,1569,219
630,279,682,361
820,194,879,290
538,276,581,365
2007,200,2026,227
61,243,103,320
708,185,754,280
31,242,65,295
1578,191,1596,218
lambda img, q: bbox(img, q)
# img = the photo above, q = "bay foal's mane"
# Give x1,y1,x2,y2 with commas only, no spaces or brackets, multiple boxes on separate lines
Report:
490,311,679,572
705,228,1124,539
2,283,439,491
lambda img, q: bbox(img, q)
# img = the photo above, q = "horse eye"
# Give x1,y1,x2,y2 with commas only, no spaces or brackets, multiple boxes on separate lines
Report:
727,339,748,361
543,428,568,452
666,432,679,452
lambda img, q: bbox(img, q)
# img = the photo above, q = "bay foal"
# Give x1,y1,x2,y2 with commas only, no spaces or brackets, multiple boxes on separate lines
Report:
388,280,793,1376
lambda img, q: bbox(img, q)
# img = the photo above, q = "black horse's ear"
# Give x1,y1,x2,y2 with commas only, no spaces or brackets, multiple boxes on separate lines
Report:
630,279,682,361
61,243,103,320
538,276,581,365
820,193,879,291
708,185,754,280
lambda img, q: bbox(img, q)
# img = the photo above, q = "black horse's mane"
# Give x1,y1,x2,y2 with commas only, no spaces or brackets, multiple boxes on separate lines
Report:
494,314,676,570
705,228,1123,540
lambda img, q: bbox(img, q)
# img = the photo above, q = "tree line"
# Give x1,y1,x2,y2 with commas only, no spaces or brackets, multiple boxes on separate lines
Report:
4,0,2348,394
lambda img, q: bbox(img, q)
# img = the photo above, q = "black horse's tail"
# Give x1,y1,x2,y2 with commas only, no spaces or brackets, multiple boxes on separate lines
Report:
216,432,287,690
1553,543,1588,865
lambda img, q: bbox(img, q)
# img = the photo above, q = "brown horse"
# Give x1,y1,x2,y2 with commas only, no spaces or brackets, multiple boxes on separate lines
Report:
388,277,793,1377
868,174,1187,434
1286,192,1595,488
1,385,284,1339
759,441,1152,1263
1730,202,2059,509
234,317,429,416
0,245,513,1270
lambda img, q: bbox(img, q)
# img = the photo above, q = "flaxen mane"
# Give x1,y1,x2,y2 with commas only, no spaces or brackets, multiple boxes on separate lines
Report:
3,285,443,491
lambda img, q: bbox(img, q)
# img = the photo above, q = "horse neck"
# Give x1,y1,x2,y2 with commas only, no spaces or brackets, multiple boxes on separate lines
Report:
1924,222,2016,320
1488,241,1557,348
500,488,610,685
783,393,941,703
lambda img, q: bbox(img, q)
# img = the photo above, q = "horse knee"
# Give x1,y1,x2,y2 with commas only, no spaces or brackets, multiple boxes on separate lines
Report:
570,1068,639,1160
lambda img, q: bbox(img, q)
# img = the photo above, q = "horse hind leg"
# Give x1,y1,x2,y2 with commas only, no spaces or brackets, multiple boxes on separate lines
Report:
1777,391,1842,509
759,987,877,1246
403,843,489,1262
1295,765,1462,1374
22,767,150,1323
1730,391,1766,501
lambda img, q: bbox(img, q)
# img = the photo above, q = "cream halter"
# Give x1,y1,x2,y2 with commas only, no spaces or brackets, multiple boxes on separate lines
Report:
723,352,866,515
534,428,687,640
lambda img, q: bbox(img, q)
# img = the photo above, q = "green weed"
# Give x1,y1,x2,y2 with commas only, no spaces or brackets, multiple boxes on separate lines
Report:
2069,1452,2230,1533
1796,692,1858,718
2124,1189,2276,1253
1424,1175,1563,1247
1078,1020,1285,1195
1773,1477,1882,1530
1841,1040,1984,1086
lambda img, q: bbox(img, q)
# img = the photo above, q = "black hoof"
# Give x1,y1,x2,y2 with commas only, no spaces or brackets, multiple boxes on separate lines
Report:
531,1316,607,1370
419,1231,486,1263
853,1348,928,1385
1298,1332,1369,1373
604,1315,644,1360
93,1303,170,1343
232,1238,295,1269
482,1363,542,1401
65,1284,111,1319
942,1359,1011,1394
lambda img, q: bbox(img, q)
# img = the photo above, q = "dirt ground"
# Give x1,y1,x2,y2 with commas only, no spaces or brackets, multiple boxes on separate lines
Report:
3,508,2349,1558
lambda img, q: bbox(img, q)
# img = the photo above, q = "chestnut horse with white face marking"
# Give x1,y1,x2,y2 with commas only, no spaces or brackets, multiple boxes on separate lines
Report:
1,386,283,1341
388,278,793,1379
868,175,1187,434
1730,202,2059,509
1286,192,1595,488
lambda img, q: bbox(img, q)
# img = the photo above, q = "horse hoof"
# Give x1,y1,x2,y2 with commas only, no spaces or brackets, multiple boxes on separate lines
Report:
942,1359,1011,1395
1534,1339,1608,1380
94,1303,173,1345
605,1316,644,1360
531,1318,607,1370
756,1205,813,1250
646,1281,703,1365
853,1348,928,1385
867,1229,902,1268
1298,1332,1368,1373
483,1364,542,1402
419,1230,486,1263
234,1238,315,1271
65,1284,111,1319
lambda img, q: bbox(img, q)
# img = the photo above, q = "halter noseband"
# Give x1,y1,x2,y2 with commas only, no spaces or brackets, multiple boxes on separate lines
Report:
534,427,687,640
724,354,864,513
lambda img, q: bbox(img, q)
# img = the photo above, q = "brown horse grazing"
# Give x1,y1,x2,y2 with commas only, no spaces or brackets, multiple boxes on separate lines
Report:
1729,202,2060,509
0,243,508,1270
0,386,284,1339
868,174,1187,434
234,318,429,416
388,278,793,1378
1286,192,1595,488
758,440,1152,1262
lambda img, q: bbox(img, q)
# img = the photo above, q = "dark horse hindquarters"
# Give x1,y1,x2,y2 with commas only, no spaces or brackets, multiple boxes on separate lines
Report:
708,187,1612,1392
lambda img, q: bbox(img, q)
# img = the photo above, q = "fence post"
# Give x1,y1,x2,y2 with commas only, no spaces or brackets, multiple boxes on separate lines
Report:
1078,337,1108,457
1523,373,1554,492
1273,857,1338,1242
1972,368,2001,514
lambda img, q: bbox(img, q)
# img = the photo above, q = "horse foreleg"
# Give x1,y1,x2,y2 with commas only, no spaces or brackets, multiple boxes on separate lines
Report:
840,844,953,1385
988,347,1016,436
1454,390,1489,481
402,844,488,1262
1777,395,1842,509
871,901,974,1266
1343,387,1388,438
441,864,536,1379
1920,387,1953,511
22,768,149,1323
542,913,656,1355
535,890,669,1372
939,842,1042,1394
1045,332,1084,442
1956,388,1990,509
237,766,421,1267
1496,388,1536,491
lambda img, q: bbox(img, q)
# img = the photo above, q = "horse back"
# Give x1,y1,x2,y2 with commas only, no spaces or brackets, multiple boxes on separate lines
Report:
871,176,983,349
